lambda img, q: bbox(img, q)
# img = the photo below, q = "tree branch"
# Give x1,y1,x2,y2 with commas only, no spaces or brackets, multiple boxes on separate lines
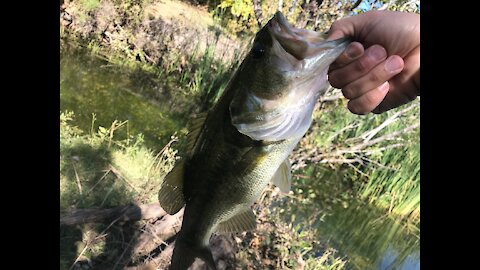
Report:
349,0,363,11
133,208,184,256
360,103,419,142
319,93,344,102
60,202,167,226
288,0,299,17
252,0,263,28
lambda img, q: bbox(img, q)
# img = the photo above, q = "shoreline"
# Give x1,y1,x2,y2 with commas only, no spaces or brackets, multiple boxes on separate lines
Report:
60,0,245,71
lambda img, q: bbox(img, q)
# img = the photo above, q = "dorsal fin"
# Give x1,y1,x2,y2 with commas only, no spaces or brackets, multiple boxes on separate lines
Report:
271,159,292,193
216,207,256,233
158,160,186,215
185,112,208,154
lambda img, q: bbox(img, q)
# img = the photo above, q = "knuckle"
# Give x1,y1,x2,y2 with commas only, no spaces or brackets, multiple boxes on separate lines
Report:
330,21,338,30
355,45,386,73
328,72,341,88
362,92,376,107
354,57,373,73
341,85,356,99
367,71,381,84
330,20,341,31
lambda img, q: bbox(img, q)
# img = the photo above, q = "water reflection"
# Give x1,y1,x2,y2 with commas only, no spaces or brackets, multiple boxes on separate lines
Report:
378,248,420,270
60,45,190,151
319,200,419,269
281,164,420,270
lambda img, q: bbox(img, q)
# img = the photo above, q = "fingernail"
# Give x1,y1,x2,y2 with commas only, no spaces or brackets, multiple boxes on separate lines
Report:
385,57,403,73
369,45,386,61
346,44,362,59
379,81,389,92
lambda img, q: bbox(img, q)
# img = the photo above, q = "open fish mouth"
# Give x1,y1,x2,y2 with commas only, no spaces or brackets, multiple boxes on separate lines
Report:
268,11,349,61
229,12,351,142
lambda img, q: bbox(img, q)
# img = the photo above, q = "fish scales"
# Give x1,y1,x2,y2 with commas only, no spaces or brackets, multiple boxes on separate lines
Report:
158,11,350,270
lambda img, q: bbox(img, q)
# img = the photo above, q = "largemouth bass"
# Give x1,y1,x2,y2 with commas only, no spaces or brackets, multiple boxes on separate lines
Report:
158,11,349,270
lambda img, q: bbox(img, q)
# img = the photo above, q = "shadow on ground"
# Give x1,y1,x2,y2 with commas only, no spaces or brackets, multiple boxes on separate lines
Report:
60,142,141,270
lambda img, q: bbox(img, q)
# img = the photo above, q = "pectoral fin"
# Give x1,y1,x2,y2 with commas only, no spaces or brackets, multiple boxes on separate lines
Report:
216,207,256,233
271,159,292,193
186,112,207,154
158,160,186,215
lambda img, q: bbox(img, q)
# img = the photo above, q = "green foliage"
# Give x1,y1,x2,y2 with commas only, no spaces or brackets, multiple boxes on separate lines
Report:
236,186,348,269
214,0,257,35
359,131,420,221
61,1,420,267
298,98,420,223
351,0,420,14
60,111,178,267
218,0,253,20
213,0,352,36
385,0,420,13
112,0,151,27
175,42,238,109
79,0,100,11
60,45,189,152
60,111,177,210
262,153,419,268
213,0,420,36
61,111,84,140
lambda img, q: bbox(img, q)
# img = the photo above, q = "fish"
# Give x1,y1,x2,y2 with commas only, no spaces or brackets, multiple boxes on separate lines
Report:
158,11,350,270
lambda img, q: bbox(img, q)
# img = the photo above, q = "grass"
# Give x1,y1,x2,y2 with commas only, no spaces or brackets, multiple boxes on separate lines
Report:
60,38,419,270
295,95,420,224
60,111,178,269
61,1,420,268
61,27,239,116
80,0,100,12
60,45,190,153
60,111,177,209
235,186,348,269
60,40,419,270
61,0,245,107
59,110,351,269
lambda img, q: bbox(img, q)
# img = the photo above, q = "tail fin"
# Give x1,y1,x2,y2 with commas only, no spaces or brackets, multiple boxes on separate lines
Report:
169,238,217,270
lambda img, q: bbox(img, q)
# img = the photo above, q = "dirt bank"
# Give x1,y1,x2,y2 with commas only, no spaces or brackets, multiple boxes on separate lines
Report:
60,0,246,68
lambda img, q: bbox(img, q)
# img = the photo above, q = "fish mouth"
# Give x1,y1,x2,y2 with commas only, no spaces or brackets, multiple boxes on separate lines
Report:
267,11,350,60
230,12,351,142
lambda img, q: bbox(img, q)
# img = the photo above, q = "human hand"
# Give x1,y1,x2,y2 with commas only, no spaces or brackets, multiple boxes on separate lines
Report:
327,10,420,114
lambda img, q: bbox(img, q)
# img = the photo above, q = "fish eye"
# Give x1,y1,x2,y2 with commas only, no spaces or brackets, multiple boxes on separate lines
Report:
251,42,265,59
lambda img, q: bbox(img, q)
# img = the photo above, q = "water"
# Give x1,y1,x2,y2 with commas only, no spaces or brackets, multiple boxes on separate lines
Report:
60,44,190,151
60,46,419,270
318,200,419,269
285,165,420,270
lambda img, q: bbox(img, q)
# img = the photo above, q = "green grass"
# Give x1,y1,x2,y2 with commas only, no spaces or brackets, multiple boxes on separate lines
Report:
60,40,419,269
60,39,419,269
60,111,177,209
295,96,420,224
236,185,348,269
61,28,238,115
80,0,100,11
61,2,419,266
60,111,178,269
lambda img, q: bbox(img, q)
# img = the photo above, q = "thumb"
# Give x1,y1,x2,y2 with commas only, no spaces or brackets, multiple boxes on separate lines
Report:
326,18,355,41
326,14,368,41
